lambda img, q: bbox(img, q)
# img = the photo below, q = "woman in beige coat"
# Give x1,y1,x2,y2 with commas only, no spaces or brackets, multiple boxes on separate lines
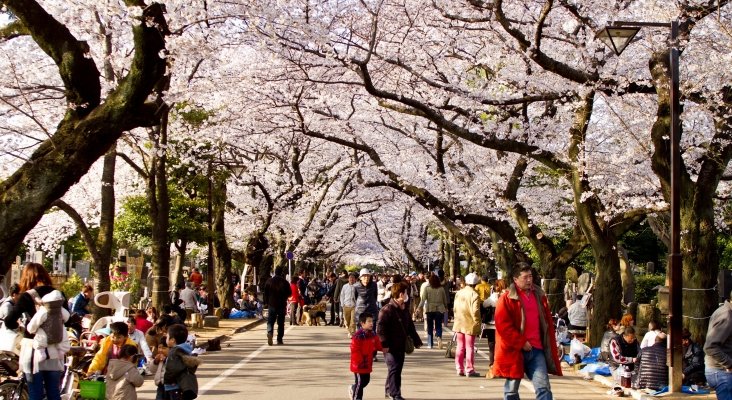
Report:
452,273,482,377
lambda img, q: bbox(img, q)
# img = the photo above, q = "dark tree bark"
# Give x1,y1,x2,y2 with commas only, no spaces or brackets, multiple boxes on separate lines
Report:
148,107,171,307
211,176,234,309
94,146,116,317
0,0,168,274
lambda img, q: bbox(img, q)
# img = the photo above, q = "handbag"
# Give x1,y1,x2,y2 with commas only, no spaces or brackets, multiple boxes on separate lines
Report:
395,306,415,354
404,335,415,354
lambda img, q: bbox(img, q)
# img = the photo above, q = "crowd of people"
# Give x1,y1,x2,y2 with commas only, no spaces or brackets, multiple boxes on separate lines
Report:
262,262,565,400
0,262,203,400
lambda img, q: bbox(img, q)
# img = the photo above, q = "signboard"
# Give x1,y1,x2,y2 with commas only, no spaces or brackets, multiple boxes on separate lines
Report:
286,251,294,260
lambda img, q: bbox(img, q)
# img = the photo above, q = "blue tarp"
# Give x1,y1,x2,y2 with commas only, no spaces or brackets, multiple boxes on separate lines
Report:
228,309,255,319
579,363,612,376
649,386,711,395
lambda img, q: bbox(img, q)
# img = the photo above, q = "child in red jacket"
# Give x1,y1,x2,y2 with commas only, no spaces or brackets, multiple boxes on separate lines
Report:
349,312,383,400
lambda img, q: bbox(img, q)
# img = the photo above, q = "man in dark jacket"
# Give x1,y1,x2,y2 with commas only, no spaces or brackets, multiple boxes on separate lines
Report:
333,270,348,327
682,328,706,385
681,328,707,386
263,266,292,345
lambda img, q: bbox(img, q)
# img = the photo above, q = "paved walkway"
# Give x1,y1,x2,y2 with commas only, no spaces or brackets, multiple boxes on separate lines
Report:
136,319,711,400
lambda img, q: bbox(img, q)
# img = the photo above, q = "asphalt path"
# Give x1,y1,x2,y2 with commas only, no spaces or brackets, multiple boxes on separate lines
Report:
137,322,613,399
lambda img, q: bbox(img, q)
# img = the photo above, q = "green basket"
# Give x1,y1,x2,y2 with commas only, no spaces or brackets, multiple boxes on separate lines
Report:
79,380,106,400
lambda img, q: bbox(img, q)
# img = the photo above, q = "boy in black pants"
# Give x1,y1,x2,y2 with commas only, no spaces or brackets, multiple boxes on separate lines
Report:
349,313,383,400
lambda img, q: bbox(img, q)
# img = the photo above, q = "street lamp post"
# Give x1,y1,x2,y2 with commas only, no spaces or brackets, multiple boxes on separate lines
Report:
597,20,682,392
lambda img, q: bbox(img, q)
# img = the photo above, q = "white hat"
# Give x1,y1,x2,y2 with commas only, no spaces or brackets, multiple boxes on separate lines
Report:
464,273,480,286
359,268,372,277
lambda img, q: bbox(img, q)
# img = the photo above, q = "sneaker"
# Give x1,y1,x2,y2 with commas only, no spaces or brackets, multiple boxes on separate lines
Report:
467,371,481,377
457,371,465,376
277,339,284,345
267,334,273,346
348,384,354,399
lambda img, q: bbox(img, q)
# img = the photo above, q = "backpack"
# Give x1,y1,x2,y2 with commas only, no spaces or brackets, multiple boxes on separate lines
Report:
27,289,65,345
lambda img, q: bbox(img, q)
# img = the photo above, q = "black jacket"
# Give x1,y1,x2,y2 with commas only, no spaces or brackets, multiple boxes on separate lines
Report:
263,275,292,309
5,285,64,339
635,342,668,390
377,299,423,354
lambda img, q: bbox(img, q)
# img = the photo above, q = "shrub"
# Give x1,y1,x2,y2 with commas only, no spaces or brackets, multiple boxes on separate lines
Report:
60,273,85,300
634,274,666,304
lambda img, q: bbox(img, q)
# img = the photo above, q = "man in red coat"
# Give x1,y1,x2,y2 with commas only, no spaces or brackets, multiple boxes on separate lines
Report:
492,263,562,400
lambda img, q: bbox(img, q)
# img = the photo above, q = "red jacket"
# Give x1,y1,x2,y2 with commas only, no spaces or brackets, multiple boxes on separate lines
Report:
491,284,562,379
289,282,304,305
350,328,383,373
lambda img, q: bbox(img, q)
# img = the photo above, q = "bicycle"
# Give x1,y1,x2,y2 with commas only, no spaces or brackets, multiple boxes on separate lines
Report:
0,351,28,400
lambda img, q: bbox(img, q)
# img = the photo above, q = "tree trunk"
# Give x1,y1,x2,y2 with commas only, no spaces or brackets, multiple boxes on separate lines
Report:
618,245,635,305
171,240,188,290
588,245,623,346
566,92,623,346
94,145,116,319
246,232,271,289
149,108,171,307
212,176,234,308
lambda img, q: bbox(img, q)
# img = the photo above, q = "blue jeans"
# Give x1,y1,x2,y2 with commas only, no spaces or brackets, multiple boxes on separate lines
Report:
504,348,553,400
706,367,732,400
267,306,286,341
425,312,443,347
26,370,62,400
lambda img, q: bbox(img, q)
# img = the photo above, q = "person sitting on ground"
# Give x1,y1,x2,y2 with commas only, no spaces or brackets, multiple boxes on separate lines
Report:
126,316,154,365
567,295,588,330
146,306,159,323
620,313,635,328
609,325,640,383
681,328,706,386
105,344,144,400
135,309,153,334
88,322,139,375
69,284,94,317
640,321,662,349
179,282,199,322
146,315,174,355
599,318,620,362
634,332,668,390
166,301,186,325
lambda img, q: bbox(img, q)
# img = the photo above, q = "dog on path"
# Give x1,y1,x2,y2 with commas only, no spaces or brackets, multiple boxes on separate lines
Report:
301,300,327,326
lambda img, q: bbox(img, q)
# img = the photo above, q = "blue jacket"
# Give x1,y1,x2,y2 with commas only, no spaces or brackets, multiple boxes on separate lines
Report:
70,292,90,315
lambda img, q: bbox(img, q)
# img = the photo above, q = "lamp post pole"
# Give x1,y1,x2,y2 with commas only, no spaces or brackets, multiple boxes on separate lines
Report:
597,19,682,392
667,20,683,394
